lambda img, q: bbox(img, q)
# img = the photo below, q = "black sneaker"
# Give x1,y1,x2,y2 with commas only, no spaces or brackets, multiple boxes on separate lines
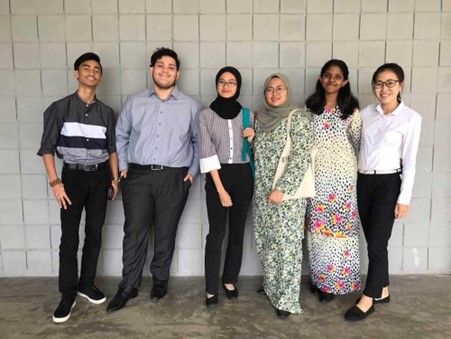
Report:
78,285,106,304
53,298,76,323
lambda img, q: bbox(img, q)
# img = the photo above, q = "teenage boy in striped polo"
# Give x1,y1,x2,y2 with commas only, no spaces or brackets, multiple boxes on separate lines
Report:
38,52,119,323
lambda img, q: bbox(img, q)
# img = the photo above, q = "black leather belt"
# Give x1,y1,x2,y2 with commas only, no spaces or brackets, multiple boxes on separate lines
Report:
129,163,173,171
64,162,107,171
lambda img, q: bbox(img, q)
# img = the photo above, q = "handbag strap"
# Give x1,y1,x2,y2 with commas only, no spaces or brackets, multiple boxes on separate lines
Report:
241,108,255,177
272,109,300,189
241,107,251,161
242,107,251,128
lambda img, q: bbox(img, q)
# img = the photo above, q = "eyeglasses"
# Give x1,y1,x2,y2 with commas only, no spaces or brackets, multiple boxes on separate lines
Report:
372,80,400,89
218,80,237,88
264,87,287,94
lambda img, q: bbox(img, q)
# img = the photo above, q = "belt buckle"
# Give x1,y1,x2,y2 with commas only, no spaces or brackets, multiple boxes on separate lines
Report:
150,164,163,171
83,164,98,171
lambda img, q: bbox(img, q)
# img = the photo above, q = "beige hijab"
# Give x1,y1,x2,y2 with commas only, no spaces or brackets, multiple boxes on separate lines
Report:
257,73,298,132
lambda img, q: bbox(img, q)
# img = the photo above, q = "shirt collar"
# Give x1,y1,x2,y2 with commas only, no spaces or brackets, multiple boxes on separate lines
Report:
375,101,405,116
73,91,97,106
148,85,180,101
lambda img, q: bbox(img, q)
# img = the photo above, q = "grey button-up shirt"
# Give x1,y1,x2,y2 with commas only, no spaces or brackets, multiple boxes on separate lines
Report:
116,86,203,177
37,92,116,164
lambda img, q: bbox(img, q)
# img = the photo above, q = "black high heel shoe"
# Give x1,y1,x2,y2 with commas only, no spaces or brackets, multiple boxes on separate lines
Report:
205,294,218,307
223,284,238,300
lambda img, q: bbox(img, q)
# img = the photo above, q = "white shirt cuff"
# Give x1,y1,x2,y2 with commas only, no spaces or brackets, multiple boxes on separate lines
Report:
200,155,221,173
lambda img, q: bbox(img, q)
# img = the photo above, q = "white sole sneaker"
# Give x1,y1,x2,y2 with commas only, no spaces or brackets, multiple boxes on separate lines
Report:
77,291,106,304
53,300,76,324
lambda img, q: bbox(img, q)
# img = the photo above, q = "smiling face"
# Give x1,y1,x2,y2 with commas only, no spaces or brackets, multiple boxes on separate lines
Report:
150,55,180,90
373,70,404,107
74,60,102,88
319,65,348,95
264,77,288,108
217,71,237,99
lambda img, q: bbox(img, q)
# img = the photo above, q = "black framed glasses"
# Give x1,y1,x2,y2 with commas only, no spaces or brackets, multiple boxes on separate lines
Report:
217,80,237,88
372,80,400,89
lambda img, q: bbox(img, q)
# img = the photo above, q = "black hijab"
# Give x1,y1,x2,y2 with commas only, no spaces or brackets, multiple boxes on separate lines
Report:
209,66,242,120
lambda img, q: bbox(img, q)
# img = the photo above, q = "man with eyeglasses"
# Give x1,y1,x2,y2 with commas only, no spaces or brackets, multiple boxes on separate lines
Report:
107,47,203,312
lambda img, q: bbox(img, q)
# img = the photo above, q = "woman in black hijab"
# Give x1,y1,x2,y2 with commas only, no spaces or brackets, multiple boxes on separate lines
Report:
199,66,255,307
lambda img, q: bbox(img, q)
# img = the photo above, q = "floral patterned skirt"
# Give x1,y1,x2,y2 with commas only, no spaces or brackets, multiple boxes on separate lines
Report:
307,232,361,295
253,199,306,314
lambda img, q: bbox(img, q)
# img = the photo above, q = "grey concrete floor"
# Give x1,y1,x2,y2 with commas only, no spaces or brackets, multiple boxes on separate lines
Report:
0,275,450,339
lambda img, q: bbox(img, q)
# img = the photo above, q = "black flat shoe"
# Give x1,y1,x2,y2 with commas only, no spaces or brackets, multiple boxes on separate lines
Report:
318,290,334,302
205,295,218,307
356,295,390,304
309,283,319,294
276,309,290,318
374,295,390,304
344,304,375,321
309,282,318,294
106,287,138,312
256,286,266,295
223,284,238,300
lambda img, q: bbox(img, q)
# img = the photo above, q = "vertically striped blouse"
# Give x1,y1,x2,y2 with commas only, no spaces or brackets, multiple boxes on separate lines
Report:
199,107,254,173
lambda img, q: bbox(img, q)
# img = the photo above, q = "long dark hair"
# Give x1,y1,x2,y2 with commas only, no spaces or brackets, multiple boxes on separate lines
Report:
372,63,405,102
305,59,359,119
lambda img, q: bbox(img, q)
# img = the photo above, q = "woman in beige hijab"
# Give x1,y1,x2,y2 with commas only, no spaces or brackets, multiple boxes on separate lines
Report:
253,73,313,318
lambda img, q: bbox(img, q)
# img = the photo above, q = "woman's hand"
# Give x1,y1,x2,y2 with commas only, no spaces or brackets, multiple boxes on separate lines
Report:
243,127,255,143
267,189,283,205
394,203,409,218
218,189,233,207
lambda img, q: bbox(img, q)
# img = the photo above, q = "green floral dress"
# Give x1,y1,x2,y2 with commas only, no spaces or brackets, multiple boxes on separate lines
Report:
253,110,313,314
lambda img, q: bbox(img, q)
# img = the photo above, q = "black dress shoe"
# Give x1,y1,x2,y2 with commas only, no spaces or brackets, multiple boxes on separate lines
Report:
256,286,266,295
106,287,138,312
151,279,168,300
318,290,334,302
276,309,291,318
344,304,375,321
356,295,390,304
205,295,218,307
223,284,238,300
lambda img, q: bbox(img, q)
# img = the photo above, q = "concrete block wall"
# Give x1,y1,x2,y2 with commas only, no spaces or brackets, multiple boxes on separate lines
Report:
0,0,450,277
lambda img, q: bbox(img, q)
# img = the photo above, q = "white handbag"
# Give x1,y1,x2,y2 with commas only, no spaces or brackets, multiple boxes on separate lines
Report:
272,109,317,200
